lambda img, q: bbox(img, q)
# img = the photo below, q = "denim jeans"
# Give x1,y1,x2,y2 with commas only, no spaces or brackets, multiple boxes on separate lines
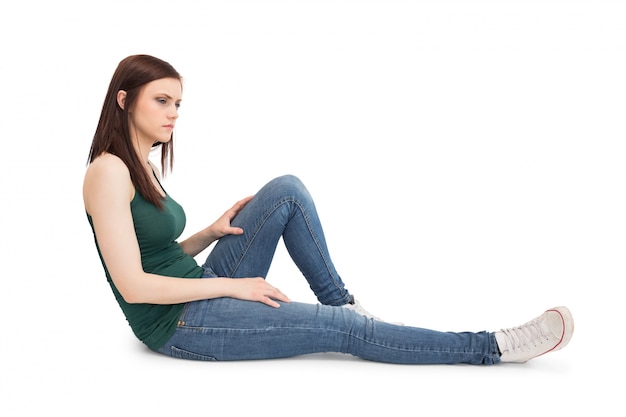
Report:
158,175,501,364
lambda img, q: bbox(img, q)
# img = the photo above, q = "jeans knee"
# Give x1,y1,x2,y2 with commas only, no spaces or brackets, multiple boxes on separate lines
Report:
273,174,302,187
269,174,309,199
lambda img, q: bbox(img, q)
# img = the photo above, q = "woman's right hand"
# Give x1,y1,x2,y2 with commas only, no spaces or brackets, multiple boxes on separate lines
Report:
227,277,292,308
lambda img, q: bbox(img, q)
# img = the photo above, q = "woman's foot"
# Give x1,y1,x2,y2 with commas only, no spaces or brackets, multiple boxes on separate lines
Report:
342,297,404,325
495,306,574,363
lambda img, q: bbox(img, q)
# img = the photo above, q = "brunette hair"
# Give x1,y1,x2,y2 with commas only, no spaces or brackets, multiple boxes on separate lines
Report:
87,54,182,208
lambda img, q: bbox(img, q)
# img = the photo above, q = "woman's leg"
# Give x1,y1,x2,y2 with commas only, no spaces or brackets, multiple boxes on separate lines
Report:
159,297,500,364
203,174,352,306
175,174,498,364
159,175,571,364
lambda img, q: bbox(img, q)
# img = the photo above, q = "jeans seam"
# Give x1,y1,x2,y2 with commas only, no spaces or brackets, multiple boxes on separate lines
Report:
226,197,286,277
228,196,349,304
293,198,349,304
174,324,481,356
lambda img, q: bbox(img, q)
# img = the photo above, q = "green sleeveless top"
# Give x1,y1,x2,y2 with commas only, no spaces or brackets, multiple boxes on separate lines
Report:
87,186,204,351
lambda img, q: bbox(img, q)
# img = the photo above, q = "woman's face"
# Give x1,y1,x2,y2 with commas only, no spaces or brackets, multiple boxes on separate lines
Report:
128,77,182,145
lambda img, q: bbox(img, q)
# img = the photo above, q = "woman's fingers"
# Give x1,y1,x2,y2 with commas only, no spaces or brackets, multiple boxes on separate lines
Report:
237,278,291,308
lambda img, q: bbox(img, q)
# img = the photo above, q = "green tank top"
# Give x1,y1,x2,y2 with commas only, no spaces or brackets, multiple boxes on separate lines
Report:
87,187,204,351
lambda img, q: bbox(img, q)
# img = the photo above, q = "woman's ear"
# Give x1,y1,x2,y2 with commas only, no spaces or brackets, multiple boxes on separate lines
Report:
117,90,127,110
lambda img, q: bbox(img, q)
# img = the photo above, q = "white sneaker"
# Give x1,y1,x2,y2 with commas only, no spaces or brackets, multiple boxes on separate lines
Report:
342,297,404,325
342,298,382,320
495,306,574,363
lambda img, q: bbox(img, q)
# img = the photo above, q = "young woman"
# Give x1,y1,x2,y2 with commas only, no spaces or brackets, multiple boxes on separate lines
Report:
83,54,574,364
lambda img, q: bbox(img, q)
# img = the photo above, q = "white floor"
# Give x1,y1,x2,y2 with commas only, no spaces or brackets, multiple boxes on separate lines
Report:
1,303,612,416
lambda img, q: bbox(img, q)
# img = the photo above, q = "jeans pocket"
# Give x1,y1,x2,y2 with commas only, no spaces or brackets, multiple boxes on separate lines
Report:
169,345,217,361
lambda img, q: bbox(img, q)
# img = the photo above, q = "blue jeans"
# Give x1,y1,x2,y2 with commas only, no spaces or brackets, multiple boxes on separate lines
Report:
158,175,501,364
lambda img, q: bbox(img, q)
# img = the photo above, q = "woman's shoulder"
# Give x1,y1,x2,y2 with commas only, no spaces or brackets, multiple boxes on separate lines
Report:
85,153,130,181
89,152,127,169
83,153,134,212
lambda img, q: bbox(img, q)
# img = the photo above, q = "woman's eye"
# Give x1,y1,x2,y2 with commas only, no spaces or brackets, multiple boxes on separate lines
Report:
157,98,167,104
175,102,181,109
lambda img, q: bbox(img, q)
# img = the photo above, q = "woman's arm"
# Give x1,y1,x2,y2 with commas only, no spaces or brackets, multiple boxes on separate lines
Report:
146,160,253,257
178,195,253,257
83,154,289,307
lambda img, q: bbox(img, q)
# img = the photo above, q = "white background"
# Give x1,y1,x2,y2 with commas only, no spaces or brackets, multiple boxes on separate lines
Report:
1,0,624,415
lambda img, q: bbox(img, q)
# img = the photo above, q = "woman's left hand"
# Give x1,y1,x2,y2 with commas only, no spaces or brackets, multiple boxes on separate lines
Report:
208,195,254,239
179,195,254,257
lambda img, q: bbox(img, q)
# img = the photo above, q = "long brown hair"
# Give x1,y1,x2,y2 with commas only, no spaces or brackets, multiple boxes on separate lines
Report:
87,54,182,208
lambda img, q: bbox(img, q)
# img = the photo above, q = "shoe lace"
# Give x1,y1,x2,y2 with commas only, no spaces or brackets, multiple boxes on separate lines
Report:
347,299,382,321
500,316,549,352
